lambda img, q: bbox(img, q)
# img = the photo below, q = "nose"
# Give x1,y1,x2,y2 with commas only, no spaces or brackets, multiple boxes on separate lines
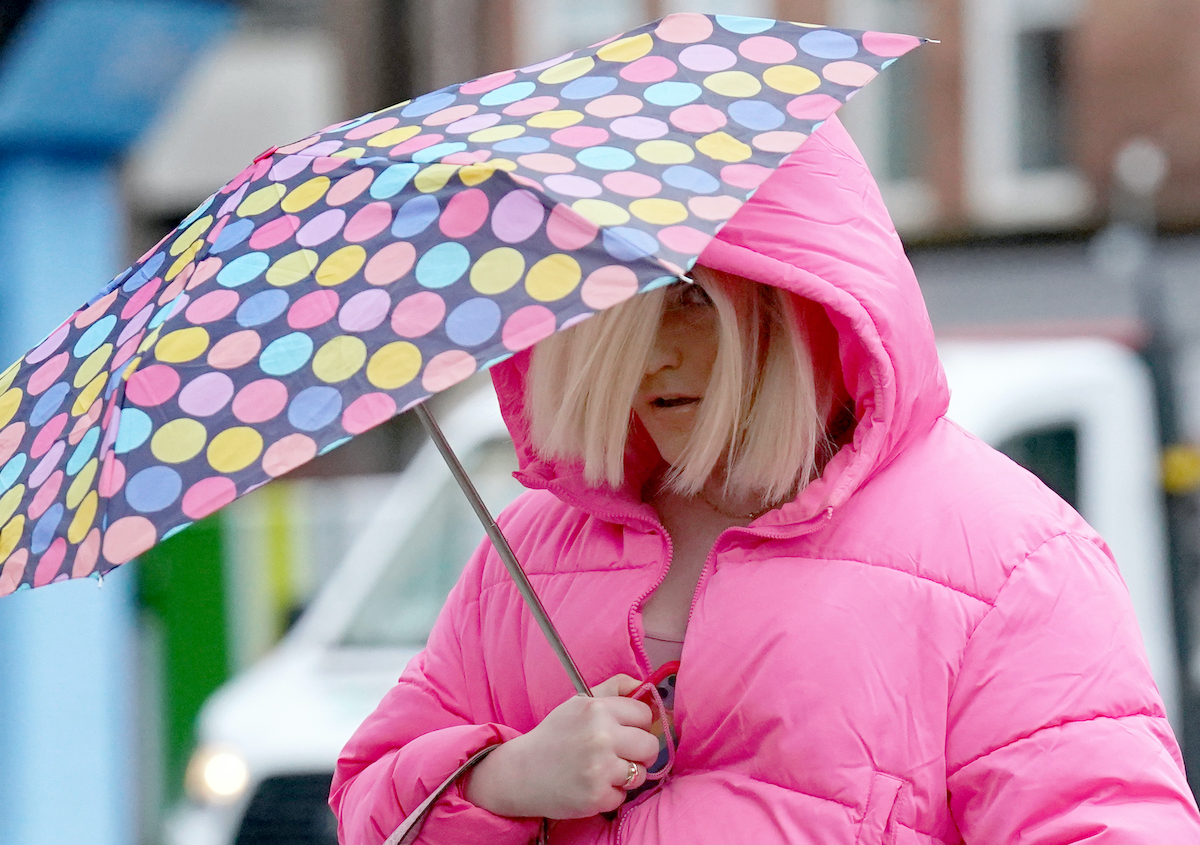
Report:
644,332,682,376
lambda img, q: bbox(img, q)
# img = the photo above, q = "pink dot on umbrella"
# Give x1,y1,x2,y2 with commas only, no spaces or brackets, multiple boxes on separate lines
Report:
268,155,311,182
602,171,663,198
585,95,643,119
178,372,236,417
390,133,443,157
30,413,68,459
679,44,737,72
543,174,602,199
518,153,576,174
327,168,377,207
121,278,163,320
249,215,302,250
345,116,400,141
339,289,392,332
421,350,476,392
391,291,446,338
312,156,347,176
112,332,143,371
117,305,153,348
492,190,546,244
658,224,713,255
546,203,599,250
289,290,341,330
98,454,125,497
424,104,478,127
739,35,797,64
182,476,238,520
126,364,181,407
26,322,70,365
28,352,69,396
447,113,502,135
551,125,609,148
365,241,417,285
688,194,743,221
344,202,394,243
71,528,101,578
262,432,318,477
655,12,714,44
68,415,94,446
822,61,878,88
33,537,66,587
0,549,27,597
207,330,263,370
720,163,776,190
460,69,516,95
296,209,347,247
502,305,558,351
76,290,117,329
439,188,491,238
863,31,922,57
504,95,559,117
29,470,64,520
581,265,639,310
787,93,843,121
753,130,808,154
186,289,240,325
101,515,158,564
233,378,290,424
342,393,397,435
0,422,25,466
669,103,727,133
620,56,677,84
609,116,669,140
190,256,224,289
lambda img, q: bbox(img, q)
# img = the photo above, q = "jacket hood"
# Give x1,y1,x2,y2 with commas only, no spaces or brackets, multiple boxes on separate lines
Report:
490,115,949,532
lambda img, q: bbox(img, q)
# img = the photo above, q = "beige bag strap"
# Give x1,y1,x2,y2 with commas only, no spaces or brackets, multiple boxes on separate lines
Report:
382,746,497,845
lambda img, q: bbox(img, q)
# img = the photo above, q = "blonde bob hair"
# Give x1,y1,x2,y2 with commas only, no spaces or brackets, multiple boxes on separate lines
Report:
527,266,839,503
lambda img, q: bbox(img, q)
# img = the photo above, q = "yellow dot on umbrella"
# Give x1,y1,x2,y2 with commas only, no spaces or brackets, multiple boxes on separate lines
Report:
68,491,98,544
0,361,18,395
312,336,368,383
539,56,595,84
696,131,753,163
0,515,24,561
167,240,202,282
597,32,654,63
630,198,689,226
468,125,524,143
169,215,213,256
282,176,331,213
367,342,422,390
571,199,630,227
527,110,585,130
267,249,320,287
0,388,23,429
414,163,462,194
238,183,287,217
471,247,525,294
763,64,821,95
67,459,98,510
458,163,500,187
72,372,107,416
526,254,582,302
316,246,367,287
367,125,421,147
0,485,24,528
636,140,695,166
208,427,264,473
331,146,366,159
73,344,113,389
152,418,208,464
704,70,762,98
156,327,211,364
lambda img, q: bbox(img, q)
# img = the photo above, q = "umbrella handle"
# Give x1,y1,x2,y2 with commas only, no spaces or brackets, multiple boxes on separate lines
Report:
414,403,593,697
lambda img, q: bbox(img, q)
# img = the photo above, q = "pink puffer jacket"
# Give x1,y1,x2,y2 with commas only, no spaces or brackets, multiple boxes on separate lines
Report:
331,116,1200,844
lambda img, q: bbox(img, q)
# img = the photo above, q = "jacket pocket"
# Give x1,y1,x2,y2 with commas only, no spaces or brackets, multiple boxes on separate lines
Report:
856,772,904,845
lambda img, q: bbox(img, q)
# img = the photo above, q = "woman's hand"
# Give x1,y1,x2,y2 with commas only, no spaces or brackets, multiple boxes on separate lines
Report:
464,674,660,819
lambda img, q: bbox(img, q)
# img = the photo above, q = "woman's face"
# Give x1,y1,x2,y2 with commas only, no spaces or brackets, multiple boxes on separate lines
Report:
634,283,719,466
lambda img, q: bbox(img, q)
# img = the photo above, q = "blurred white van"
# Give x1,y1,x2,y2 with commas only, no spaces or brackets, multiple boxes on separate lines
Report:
165,337,1180,845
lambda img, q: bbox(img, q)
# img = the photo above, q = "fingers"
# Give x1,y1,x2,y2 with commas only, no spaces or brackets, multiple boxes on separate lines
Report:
591,673,643,698
612,722,661,767
613,759,646,792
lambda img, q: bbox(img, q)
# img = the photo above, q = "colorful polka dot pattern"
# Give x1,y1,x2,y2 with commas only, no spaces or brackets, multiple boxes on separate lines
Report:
0,15,923,593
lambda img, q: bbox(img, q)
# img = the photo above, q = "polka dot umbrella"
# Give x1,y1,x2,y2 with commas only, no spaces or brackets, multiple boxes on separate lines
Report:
0,14,926,605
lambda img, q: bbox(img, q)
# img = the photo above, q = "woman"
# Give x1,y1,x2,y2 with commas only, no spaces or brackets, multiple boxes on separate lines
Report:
331,116,1200,843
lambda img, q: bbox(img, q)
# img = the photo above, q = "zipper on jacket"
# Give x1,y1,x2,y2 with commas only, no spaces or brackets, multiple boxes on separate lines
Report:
628,525,674,676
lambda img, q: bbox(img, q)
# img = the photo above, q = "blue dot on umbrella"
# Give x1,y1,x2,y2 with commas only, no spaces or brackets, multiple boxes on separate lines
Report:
445,298,502,347
123,252,165,293
67,426,101,475
260,332,315,376
799,29,859,60
413,142,468,164
416,243,471,289
401,90,458,117
125,466,183,513
114,408,154,455
575,146,636,171
218,253,271,288
729,99,785,131
715,14,776,34
0,454,26,494
30,382,69,427
603,227,660,261
392,195,441,238
561,76,619,100
237,289,291,328
288,386,343,431
148,297,186,331
210,218,255,254
480,81,537,106
73,315,117,358
662,165,720,194
371,163,421,199
31,503,64,555
644,82,702,107
493,137,551,154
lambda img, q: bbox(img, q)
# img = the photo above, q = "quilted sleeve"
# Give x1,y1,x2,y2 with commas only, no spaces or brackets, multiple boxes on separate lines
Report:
946,531,1200,841
329,538,541,845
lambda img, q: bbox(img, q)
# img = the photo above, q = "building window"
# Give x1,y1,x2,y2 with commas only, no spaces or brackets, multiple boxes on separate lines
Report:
1016,28,1068,172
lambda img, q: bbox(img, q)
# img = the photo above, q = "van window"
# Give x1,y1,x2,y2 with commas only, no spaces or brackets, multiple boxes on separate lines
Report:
996,424,1079,508
341,438,524,647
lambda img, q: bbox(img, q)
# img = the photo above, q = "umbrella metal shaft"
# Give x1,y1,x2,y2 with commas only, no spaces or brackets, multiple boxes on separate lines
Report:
414,403,592,697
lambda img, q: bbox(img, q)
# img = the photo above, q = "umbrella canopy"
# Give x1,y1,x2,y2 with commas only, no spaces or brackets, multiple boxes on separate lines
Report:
0,14,924,596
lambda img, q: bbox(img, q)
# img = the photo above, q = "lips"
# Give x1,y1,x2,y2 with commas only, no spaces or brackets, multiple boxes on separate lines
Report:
650,395,701,409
